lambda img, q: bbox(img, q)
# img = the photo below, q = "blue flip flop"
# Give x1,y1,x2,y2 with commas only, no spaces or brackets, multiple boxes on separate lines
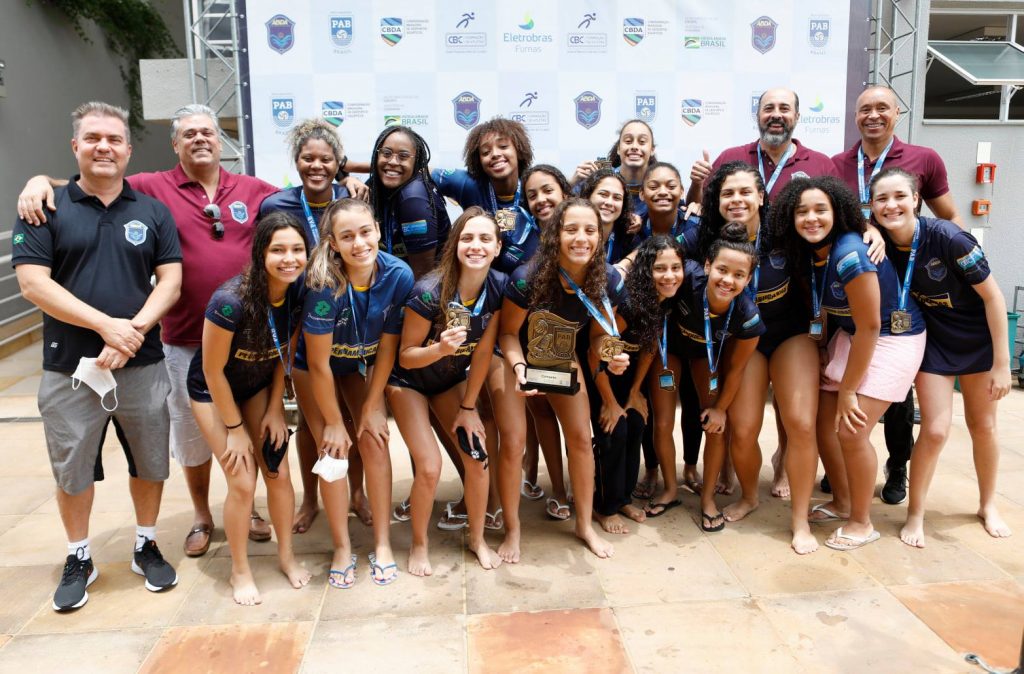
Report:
367,552,399,587
328,554,357,589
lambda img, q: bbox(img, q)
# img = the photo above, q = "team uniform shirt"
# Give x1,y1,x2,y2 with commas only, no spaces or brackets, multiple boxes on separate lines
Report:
390,269,508,394
187,276,305,401
301,252,415,376
431,168,538,273
672,260,766,360
713,139,839,200
750,231,807,357
625,210,701,261
373,175,451,262
887,217,992,375
814,231,925,337
128,164,278,347
505,262,626,356
832,137,950,202
258,184,350,246
12,178,182,372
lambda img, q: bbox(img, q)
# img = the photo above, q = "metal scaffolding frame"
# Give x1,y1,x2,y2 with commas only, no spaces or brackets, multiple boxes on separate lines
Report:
867,0,924,141
183,0,248,173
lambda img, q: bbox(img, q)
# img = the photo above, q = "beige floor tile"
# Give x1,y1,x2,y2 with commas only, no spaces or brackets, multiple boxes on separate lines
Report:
467,608,630,674
302,615,465,674
996,468,1024,507
21,555,211,635
0,628,162,674
0,634,8,649
0,516,24,538
171,553,325,626
0,345,40,378
758,588,967,673
0,565,60,633
0,424,53,477
0,511,133,567
928,514,1024,577
141,621,312,674
0,376,40,398
616,599,805,673
0,477,53,516
707,526,881,596
891,579,1024,671
0,395,39,418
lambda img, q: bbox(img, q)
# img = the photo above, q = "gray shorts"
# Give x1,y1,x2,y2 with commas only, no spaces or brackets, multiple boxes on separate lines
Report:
163,343,212,467
39,362,171,496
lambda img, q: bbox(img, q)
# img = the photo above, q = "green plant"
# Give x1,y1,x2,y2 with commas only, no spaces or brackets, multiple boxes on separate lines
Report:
32,0,182,136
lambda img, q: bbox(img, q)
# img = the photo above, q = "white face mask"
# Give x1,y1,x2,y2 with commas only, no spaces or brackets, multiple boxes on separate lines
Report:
71,357,118,412
312,454,349,482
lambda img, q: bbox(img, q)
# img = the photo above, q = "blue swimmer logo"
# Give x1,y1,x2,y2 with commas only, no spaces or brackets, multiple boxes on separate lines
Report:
123,220,148,246
266,14,295,54
574,91,602,129
519,14,535,30
751,16,778,54
452,91,482,130
457,12,475,29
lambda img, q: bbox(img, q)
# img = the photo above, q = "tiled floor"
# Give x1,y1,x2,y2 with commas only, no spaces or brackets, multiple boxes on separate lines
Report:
0,341,1021,673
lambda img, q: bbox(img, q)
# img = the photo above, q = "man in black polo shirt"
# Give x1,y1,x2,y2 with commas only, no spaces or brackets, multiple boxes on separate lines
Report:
12,102,183,612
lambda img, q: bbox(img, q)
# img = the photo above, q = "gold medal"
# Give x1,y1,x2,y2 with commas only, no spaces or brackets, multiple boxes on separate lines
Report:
598,335,626,362
495,209,517,232
445,302,472,330
890,310,911,334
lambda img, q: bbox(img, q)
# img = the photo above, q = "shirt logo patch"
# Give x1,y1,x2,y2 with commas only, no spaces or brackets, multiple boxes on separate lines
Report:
791,171,810,180
768,249,787,270
13,233,25,245
220,304,234,317
830,281,846,300
123,220,148,246
836,251,860,276
229,201,249,224
925,257,947,282
314,300,331,317
401,219,429,236
742,314,761,329
956,245,983,271
420,291,434,304
515,278,528,292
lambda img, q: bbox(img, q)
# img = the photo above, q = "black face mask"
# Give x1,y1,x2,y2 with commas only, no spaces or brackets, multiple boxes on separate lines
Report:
262,428,294,478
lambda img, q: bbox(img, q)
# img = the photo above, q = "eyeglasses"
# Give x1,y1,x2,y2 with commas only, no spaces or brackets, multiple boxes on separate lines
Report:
202,203,224,240
379,148,413,162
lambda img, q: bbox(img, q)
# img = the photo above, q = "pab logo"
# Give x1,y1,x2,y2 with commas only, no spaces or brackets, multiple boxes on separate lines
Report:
266,14,295,54
751,16,778,54
381,17,403,46
809,18,830,49
680,99,702,126
330,13,353,48
623,18,644,46
635,94,657,123
574,91,602,129
453,91,482,130
272,97,294,128
322,101,344,127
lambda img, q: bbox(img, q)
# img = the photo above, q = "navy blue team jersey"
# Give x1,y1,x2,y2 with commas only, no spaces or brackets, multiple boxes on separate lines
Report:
300,252,415,376
815,231,925,337
431,168,538,273
372,174,451,262
672,260,766,361
888,217,992,375
390,268,508,394
258,184,350,246
187,276,306,402
750,234,806,358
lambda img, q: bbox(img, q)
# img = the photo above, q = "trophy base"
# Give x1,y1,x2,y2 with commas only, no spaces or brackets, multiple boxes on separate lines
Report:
523,365,580,395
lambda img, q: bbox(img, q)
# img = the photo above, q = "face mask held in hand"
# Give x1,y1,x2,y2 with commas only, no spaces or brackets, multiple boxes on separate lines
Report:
71,357,118,412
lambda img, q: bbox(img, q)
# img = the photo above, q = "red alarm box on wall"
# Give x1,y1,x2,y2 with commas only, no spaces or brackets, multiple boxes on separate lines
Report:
972,199,991,216
976,164,996,183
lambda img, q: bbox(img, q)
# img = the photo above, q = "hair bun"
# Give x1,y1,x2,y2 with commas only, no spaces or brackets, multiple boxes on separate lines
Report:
718,221,749,244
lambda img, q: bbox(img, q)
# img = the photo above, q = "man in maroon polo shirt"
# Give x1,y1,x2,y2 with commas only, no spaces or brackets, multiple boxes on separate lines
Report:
830,85,963,509
686,87,839,203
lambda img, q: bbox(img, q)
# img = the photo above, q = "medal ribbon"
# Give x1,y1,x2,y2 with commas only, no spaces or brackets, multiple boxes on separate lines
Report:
346,281,370,364
857,137,895,218
454,284,488,319
659,315,669,370
702,289,735,379
641,212,684,240
756,142,796,194
747,224,762,301
558,268,619,337
489,180,535,246
810,251,832,320
299,184,341,246
267,294,291,378
896,218,921,313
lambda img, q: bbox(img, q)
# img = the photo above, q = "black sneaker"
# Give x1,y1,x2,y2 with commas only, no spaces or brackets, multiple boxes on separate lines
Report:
131,539,178,592
881,463,908,505
820,474,832,494
53,552,98,612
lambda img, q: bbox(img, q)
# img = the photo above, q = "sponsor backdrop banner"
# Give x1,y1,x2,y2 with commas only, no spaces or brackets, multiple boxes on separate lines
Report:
243,0,851,188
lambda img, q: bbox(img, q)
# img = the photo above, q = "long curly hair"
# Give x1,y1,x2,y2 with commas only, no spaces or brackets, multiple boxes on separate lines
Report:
368,125,444,234
581,168,634,242
237,211,308,366
697,161,768,262
606,119,658,168
527,197,607,312
428,206,500,331
463,117,534,181
623,235,685,348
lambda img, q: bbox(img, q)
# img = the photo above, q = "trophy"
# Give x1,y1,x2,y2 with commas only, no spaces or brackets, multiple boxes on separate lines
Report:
522,311,580,394
445,302,472,330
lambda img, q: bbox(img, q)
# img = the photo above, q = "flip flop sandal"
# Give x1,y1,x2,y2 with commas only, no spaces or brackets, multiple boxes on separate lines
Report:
809,503,848,524
701,511,726,533
682,477,703,495
392,499,412,523
437,502,468,531
485,508,504,531
183,523,212,557
545,498,571,521
632,477,657,501
521,479,545,501
328,554,358,589
645,499,682,518
368,552,399,586
824,527,880,551
248,514,272,542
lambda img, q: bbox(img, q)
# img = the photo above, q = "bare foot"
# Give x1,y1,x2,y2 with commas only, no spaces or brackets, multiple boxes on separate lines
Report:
596,513,629,534
230,571,262,606
791,528,819,555
576,524,614,558
770,449,790,499
723,498,759,522
632,470,658,500
978,506,1012,538
682,466,703,495
715,477,735,496
468,539,502,570
498,530,521,563
292,502,319,534
350,498,373,526
900,513,926,548
407,543,432,577
620,504,646,523
280,557,312,588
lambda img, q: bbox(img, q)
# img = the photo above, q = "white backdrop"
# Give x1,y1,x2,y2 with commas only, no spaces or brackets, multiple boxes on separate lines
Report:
242,0,852,187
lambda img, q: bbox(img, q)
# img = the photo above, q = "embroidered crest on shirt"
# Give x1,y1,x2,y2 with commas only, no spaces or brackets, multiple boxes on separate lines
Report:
123,220,148,246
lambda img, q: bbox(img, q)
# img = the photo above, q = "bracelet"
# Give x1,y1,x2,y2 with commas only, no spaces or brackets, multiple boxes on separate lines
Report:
225,420,244,430
512,362,527,373
459,404,476,412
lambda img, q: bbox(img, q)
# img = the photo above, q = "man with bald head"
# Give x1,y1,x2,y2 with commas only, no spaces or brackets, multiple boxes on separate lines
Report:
687,87,839,203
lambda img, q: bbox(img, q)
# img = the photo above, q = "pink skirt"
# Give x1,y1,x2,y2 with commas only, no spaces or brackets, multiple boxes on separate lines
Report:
820,328,926,402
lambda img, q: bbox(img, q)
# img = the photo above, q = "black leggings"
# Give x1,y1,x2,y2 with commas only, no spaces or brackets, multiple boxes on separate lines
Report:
639,365,702,470
883,387,915,468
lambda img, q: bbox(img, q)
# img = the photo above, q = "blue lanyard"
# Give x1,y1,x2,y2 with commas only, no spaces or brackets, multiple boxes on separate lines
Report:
857,137,895,217
488,180,521,215
702,290,735,376
346,282,369,362
299,185,340,245
558,268,619,337
747,224,762,301
896,218,921,312
641,213,683,240
267,295,291,377
489,180,535,246
658,315,668,369
605,230,616,263
454,284,488,319
810,252,832,319
756,143,796,194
